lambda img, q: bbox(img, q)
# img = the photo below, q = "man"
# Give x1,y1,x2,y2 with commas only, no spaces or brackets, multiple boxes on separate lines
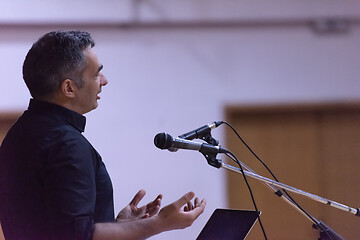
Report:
0,30,206,240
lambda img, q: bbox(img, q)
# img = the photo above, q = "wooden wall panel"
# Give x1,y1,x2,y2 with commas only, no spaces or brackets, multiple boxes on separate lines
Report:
0,113,20,145
225,104,360,240
0,224,3,240
317,112,360,237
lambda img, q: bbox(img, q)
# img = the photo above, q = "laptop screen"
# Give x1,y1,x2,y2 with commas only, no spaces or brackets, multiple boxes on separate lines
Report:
196,209,260,240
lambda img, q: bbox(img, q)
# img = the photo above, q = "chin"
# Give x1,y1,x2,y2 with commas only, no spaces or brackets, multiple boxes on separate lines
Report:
93,103,99,110
83,104,99,115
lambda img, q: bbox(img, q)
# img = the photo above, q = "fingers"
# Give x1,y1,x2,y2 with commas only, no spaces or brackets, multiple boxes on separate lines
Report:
129,189,146,207
156,192,206,231
154,194,163,204
173,192,195,209
186,198,206,218
183,197,206,212
176,194,207,228
194,197,200,207
148,194,162,209
145,194,163,218
154,194,163,208
186,200,193,211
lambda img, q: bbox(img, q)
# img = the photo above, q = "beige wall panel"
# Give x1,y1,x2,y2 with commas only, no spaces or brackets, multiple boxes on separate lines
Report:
225,105,360,240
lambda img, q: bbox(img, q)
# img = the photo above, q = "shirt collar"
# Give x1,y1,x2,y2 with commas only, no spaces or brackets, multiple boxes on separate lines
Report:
27,99,86,133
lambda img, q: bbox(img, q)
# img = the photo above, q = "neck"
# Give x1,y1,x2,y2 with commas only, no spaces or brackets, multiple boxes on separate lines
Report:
37,95,83,115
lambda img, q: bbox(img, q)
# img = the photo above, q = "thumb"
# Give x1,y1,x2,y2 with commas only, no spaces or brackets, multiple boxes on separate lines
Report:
129,189,146,207
173,192,195,209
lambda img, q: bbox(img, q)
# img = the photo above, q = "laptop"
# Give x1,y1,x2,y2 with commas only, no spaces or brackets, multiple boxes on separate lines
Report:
196,209,260,240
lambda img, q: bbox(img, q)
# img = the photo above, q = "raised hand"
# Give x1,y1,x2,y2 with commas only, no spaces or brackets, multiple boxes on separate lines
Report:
116,189,162,222
156,191,206,231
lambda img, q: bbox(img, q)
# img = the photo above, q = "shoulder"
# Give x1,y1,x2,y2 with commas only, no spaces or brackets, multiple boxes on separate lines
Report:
41,125,99,168
45,124,87,144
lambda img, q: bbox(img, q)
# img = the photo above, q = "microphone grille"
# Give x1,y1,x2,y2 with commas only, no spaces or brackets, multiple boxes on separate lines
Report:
154,132,173,150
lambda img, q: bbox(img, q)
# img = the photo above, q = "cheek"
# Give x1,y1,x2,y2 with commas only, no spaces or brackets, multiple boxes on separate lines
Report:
95,79,101,88
92,81,100,91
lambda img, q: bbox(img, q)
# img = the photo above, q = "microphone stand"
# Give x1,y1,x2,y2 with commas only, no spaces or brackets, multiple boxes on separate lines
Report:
173,127,357,239
201,149,358,240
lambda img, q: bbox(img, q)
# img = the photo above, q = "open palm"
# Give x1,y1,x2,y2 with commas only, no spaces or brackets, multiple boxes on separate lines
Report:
116,189,163,222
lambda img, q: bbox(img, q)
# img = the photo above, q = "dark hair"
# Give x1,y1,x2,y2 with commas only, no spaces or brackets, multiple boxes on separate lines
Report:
23,30,95,99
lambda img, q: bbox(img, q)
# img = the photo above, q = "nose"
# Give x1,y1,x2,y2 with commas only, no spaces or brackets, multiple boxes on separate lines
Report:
100,73,108,86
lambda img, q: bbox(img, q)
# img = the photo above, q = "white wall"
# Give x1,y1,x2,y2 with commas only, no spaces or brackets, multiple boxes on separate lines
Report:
1,1,360,239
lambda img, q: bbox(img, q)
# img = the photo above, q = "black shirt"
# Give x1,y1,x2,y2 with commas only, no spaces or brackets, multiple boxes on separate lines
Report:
0,99,114,240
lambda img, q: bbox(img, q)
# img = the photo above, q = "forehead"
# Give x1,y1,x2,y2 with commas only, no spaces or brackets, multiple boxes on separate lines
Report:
83,47,100,68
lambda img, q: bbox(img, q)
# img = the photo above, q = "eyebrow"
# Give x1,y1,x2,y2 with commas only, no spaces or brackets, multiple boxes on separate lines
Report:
97,64,103,73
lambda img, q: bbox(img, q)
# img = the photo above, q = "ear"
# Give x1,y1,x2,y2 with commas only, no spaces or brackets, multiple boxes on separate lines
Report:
60,79,77,98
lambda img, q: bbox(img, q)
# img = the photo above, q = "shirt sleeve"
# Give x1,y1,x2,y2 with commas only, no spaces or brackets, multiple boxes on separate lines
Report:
40,128,97,240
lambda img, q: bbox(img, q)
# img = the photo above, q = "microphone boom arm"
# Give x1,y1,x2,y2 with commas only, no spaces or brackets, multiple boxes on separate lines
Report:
219,159,359,217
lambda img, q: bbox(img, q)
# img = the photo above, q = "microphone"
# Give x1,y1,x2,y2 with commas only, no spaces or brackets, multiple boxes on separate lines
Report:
154,132,229,154
178,121,223,140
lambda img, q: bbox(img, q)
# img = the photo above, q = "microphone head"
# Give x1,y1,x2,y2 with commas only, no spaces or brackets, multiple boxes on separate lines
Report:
154,132,173,150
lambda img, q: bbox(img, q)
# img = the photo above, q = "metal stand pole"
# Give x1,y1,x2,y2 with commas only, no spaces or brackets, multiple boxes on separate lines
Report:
221,161,358,216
